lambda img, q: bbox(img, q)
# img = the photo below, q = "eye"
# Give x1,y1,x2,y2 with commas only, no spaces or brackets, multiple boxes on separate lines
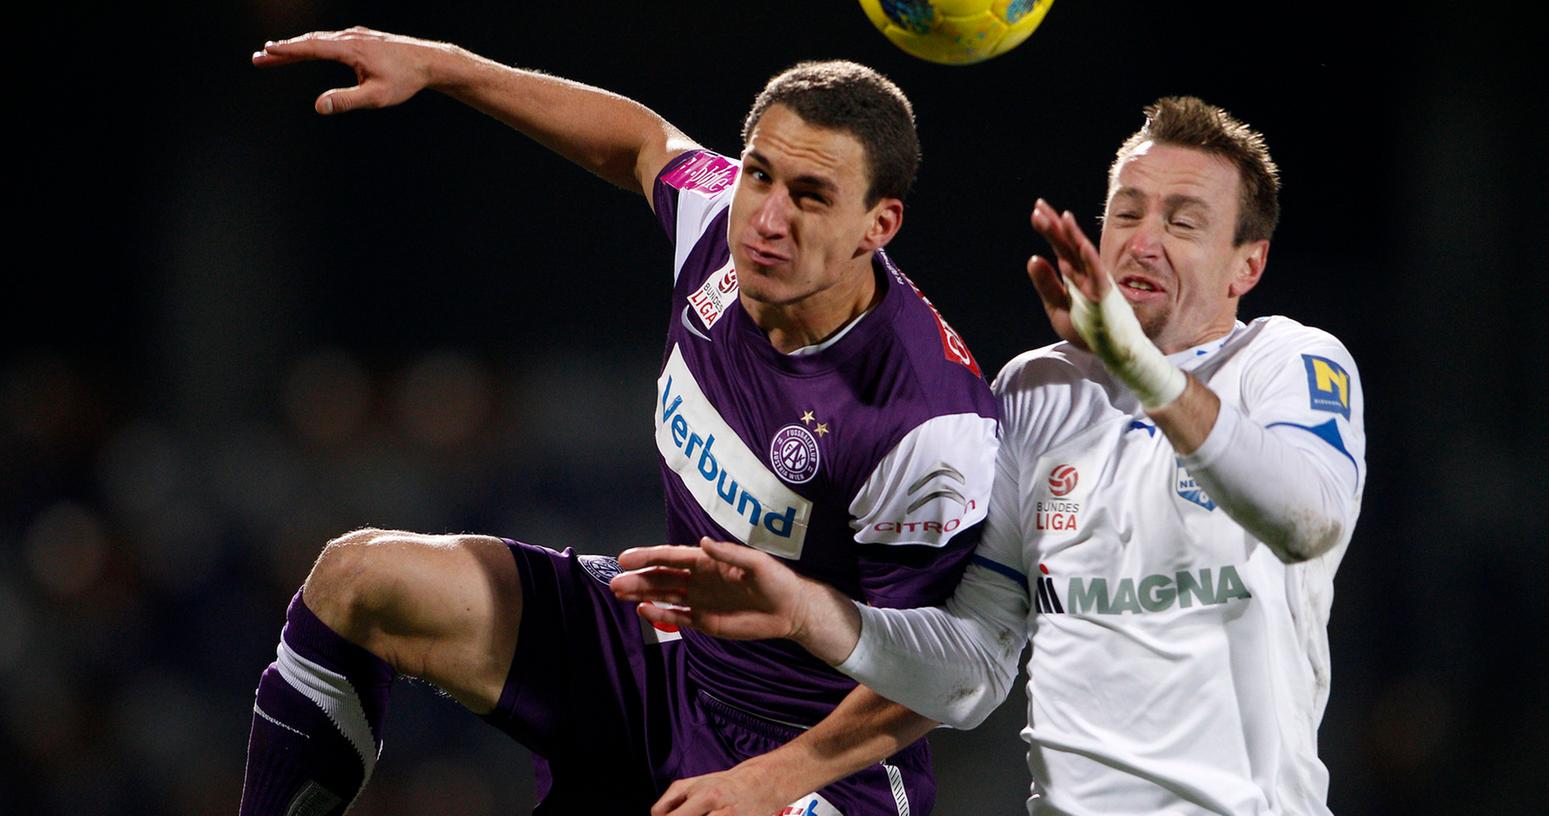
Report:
1110,210,1140,222
794,190,830,208
1169,219,1196,230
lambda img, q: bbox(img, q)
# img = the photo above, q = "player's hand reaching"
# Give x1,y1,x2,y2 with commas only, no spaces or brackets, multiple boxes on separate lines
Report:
649,766,789,816
612,538,863,665
1026,197,1112,351
1028,197,1186,409
252,27,445,115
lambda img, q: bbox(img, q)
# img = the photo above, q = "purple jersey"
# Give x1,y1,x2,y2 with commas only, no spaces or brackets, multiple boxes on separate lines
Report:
651,151,999,725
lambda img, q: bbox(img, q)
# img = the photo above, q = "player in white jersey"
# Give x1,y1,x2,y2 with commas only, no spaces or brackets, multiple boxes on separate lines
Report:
613,96,1366,815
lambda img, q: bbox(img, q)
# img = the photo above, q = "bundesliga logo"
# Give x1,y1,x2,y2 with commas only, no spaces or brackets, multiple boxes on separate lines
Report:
1037,464,1081,530
1047,464,1078,496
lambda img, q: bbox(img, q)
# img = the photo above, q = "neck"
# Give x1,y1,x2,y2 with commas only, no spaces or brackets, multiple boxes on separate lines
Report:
1157,311,1240,355
743,261,881,354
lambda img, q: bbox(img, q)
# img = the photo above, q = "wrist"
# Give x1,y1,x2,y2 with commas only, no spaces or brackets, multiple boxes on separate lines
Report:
423,42,478,94
1067,276,1185,409
789,580,863,666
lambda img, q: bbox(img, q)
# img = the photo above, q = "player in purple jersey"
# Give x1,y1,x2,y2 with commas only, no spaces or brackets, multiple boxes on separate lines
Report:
240,26,997,816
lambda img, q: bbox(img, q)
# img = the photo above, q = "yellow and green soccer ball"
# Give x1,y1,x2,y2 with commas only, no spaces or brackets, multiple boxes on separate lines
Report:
858,0,1057,65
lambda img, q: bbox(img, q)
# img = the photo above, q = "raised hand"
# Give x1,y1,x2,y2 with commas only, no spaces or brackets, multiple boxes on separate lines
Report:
1026,198,1111,349
252,27,446,115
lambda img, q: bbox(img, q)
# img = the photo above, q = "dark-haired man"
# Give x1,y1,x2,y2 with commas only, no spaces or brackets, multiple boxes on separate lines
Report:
239,27,996,815
616,97,1367,814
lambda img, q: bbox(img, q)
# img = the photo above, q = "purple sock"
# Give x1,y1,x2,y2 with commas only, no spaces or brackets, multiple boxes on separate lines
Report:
238,591,395,816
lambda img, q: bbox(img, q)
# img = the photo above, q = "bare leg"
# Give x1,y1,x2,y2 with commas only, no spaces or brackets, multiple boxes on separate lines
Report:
238,528,522,815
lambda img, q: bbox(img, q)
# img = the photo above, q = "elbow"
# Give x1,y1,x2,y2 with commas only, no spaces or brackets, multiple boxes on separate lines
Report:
1265,515,1344,564
935,673,1014,730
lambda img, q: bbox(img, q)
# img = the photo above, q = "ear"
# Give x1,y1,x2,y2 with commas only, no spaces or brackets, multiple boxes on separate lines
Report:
1228,239,1269,298
858,198,904,253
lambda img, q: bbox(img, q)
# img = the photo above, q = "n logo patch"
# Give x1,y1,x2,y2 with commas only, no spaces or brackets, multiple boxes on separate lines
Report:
1302,354,1351,419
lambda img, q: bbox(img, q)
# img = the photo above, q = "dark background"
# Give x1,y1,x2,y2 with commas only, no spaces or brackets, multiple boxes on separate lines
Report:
4,1,1543,813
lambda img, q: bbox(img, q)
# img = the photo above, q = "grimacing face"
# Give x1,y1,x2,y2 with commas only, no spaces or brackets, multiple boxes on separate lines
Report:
1099,141,1268,354
727,104,898,309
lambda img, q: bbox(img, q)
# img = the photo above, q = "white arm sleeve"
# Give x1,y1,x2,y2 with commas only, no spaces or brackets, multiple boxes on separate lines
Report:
836,420,1032,728
1180,328,1367,563
1180,401,1360,562
837,566,1028,728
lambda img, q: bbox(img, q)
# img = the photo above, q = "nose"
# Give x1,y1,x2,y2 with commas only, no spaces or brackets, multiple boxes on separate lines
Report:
751,186,792,239
1125,215,1164,263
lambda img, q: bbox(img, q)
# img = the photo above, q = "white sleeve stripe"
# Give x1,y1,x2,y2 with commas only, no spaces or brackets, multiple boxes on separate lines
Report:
1266,419,1361,489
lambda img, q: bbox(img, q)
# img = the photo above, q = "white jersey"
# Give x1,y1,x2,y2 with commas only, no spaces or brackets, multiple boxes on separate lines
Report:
839,316,1367,814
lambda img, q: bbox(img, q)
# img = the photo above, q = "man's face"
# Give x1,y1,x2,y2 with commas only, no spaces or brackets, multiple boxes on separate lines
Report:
728,104,895,308
1099,141,1266,353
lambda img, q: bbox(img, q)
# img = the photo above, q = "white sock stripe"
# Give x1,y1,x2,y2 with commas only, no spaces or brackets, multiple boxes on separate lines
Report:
274,640,379,785
253,702,309,739
881,762,910,816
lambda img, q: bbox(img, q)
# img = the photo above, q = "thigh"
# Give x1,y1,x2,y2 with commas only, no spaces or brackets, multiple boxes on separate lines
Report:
484,542,693,808
304,528,521,713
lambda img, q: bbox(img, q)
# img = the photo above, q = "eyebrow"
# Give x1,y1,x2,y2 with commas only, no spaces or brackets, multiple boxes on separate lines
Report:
745,150,840,194
1110,186,1214,214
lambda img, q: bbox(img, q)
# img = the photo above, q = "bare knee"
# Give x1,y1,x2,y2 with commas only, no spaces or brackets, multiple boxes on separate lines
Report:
300,528,520,707
303,527,414,648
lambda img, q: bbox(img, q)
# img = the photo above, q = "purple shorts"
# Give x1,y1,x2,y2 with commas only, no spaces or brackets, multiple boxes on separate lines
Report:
483,541,936,815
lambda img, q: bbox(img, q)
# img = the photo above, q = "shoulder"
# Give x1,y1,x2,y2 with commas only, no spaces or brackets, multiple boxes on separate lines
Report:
871,261,998,419
1237,316,1358,365
993,343,1095,394
992,342,1123,456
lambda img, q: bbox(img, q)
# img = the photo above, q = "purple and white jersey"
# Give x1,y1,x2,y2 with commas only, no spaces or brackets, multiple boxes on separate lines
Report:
651,150,999,725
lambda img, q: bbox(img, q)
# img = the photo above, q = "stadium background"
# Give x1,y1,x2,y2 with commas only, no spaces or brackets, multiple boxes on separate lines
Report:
4,1,1541,812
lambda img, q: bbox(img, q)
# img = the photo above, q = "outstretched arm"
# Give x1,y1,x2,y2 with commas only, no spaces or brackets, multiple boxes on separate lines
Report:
614,537,1025,729
253,27,698,197
1026,198,1364,562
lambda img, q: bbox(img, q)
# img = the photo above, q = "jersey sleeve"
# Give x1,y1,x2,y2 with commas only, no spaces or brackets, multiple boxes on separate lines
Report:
651,149,740,283
835,414,1032,729
1181,324,1367,561
848,412,998,610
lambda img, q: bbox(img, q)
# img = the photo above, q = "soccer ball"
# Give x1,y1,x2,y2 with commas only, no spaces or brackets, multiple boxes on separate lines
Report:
857,0,1057,65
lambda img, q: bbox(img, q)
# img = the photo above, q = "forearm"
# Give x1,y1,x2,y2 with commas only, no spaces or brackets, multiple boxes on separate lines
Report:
424,44,694,194
837,594,1022,728
1169,394,1357,562
736,686,936,802
1146,373,1219,455
789,576,865,666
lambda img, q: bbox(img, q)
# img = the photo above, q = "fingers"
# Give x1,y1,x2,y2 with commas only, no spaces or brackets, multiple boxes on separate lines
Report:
636,601,695,629
252,28,403,116
652,783,689,816
699,537,765,578
1032,199,1109,301
618,544,710,571
609,565,691,603
251,34,360,67
314,85,388,116
1026,254,1067,310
